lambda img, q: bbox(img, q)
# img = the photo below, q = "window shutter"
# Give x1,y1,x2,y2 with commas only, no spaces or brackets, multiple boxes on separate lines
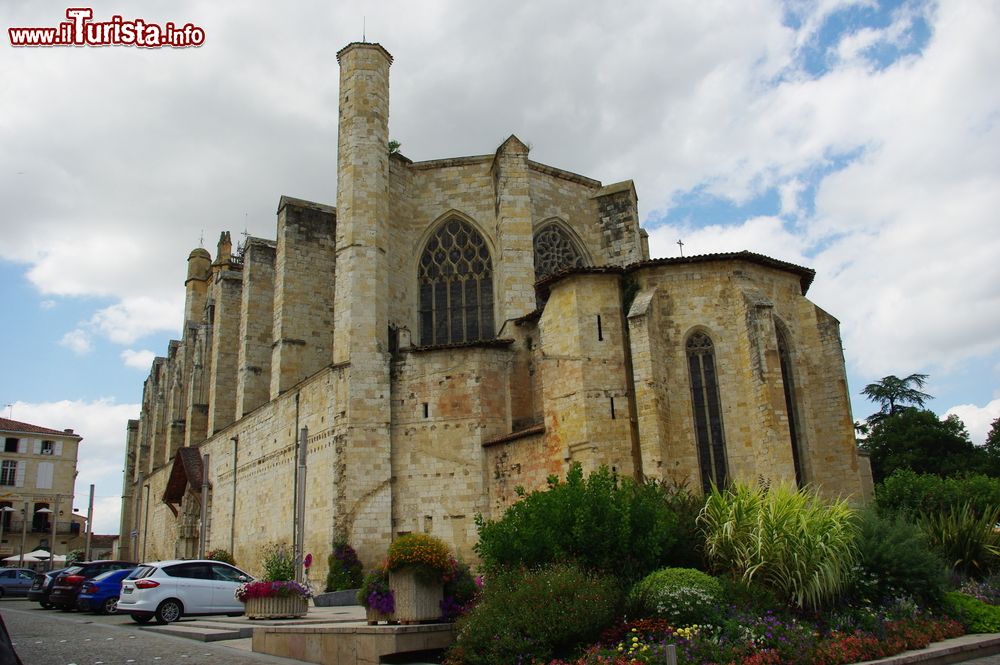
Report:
36,462,53,489
15,461,25,487
33,440,41,454
17,439,27,454
54,441,63,456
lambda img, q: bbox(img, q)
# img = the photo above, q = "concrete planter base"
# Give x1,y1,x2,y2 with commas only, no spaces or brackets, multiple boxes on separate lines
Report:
389,568,442,623
244,594,309,619
313,589,360,607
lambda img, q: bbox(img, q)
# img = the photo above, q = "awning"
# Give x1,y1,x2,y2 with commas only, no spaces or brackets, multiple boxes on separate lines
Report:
161,447,210,516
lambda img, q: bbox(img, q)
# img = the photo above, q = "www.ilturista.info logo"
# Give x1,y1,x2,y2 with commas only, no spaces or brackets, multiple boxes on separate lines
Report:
9,8,205,48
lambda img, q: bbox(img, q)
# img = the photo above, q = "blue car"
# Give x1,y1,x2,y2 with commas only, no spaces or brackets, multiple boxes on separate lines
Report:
76,568,135,614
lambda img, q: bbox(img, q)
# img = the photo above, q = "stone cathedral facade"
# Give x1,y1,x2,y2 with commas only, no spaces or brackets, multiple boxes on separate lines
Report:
118,42,872,579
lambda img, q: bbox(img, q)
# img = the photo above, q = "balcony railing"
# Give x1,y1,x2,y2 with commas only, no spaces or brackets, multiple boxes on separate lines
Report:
2,519,81,536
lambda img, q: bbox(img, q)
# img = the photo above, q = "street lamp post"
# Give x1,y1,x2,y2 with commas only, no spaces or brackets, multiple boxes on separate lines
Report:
35,495,60,571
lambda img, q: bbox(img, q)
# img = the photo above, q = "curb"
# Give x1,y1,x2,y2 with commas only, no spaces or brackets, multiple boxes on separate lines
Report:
855,634,1000,665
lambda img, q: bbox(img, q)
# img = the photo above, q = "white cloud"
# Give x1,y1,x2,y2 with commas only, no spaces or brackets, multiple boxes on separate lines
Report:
121,349,157,370
89,296,183,345
945,399,1000,445
59,329,93,355
8,399,140,534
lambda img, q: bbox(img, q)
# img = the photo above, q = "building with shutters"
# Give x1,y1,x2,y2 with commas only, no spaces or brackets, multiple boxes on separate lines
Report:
118,42,873,581
0,418,85,564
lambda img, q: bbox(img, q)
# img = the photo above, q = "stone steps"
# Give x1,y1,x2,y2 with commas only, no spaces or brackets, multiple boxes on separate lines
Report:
142,620,253,642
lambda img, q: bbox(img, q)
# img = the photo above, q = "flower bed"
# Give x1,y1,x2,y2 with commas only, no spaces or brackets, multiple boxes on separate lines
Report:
541,614,965,665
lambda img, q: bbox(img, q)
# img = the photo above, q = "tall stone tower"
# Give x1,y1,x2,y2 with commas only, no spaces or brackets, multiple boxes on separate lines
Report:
331,42,394,558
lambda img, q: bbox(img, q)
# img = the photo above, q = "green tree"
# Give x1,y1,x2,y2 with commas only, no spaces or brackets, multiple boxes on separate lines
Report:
861,373,932,424
861,408,986,483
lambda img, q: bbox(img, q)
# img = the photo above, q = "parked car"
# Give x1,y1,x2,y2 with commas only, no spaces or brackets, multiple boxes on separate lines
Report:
76,568,135,614
118,560,253,624
48,561,136,611
0,568,35,597
27,568,70,608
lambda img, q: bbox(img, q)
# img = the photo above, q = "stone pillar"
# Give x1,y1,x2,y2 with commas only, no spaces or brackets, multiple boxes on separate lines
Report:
207,243,243,434
236,238,276,418
538,273,635,477
492,135,537,322
332,42,394,564
269,197,336,399
592,180,643,266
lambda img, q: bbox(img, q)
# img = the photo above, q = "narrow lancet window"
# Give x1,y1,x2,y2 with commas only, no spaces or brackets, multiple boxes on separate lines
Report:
777,328,805,486
687,332,728,493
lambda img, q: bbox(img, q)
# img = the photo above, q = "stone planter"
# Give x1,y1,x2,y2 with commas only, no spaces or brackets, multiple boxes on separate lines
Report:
243,594,309,620
388,567,443,623
365,606,397,625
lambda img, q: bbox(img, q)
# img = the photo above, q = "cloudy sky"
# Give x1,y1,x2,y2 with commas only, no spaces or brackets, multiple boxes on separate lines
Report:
2,1,998,534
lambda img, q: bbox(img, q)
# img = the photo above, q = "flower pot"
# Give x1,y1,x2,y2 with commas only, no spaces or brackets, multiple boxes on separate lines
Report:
243,594,308,620
366,606,397,625
389,567,443,623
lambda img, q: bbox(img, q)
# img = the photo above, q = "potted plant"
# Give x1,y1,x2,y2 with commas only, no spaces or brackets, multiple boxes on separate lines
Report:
236,543,311,619
386,534,450,623
315,540,364,607
358,569,396,624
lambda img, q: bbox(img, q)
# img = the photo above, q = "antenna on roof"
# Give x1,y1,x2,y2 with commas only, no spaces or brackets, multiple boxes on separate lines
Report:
677,239,685,257
362,16,366,42
199,230,204,248
5,404,11,419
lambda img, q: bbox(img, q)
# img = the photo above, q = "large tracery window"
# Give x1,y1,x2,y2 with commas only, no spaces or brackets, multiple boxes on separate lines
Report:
533,224,585,281
687,332,728,493
418,219,495,346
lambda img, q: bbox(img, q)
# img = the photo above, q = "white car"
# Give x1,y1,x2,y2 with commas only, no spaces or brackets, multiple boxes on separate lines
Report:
117,559,253,624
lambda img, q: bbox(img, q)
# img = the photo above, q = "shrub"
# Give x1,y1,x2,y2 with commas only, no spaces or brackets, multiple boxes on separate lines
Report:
325,540,363,592
876,470,1000,518
944,592,1000,633
920,502,1000,578
475,464,693,582
849,508,947,603
206,548,236,565
447,563,619,665
387,533,452,582
260,542,295,582
441,558,479,620
699,482,858,609
357,570,394,614
627,567,724,625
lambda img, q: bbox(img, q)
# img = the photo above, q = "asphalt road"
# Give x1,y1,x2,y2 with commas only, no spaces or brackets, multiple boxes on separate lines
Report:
0,599,305,665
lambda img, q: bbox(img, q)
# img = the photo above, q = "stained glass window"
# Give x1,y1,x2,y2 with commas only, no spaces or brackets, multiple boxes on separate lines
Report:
418,219,494,345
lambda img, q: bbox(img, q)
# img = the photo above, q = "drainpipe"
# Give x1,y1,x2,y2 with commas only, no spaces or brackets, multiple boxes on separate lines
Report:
230,435,239,553
142,483,150,561
199,453,210,558
294,426,308,583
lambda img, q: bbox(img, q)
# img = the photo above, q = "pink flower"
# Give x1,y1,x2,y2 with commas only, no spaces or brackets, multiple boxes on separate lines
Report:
304,553,313,569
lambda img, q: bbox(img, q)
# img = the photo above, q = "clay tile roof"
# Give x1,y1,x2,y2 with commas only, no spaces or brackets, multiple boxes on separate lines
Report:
0,417,81,438
627,251,816,294
162,448,208,509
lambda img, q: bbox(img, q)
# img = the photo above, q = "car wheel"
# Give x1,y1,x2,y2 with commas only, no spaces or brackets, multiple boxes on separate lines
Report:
130,614,152,624
40,601,53,609
102,597,118,614
58,604,73,612
154,599,183,624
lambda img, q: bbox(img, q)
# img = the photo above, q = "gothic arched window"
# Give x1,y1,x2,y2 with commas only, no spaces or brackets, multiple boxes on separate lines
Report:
533,224,585,282
687,332,728,493
777,326,806,486
418,219,494,346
